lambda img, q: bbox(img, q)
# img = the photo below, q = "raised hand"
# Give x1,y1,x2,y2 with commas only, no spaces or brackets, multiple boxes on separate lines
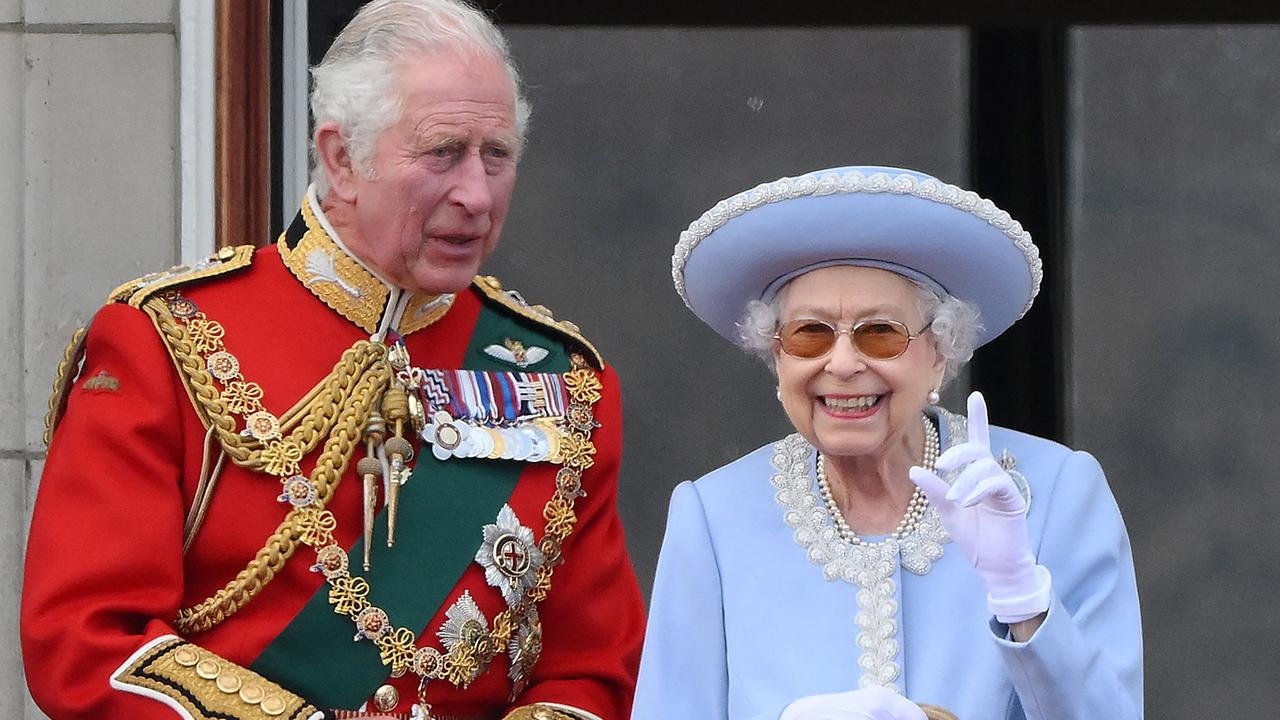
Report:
908,392,1051,624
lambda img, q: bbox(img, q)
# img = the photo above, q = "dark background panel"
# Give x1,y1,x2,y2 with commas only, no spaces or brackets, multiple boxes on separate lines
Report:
474,0,1280,26
1067,25,1280,719
968,27,1067,441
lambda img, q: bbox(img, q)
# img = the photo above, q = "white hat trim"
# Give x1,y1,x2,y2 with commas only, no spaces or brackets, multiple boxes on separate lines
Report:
672,170,1043,317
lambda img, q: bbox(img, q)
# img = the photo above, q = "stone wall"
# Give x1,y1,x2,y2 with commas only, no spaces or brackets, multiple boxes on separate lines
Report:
0,1,177,717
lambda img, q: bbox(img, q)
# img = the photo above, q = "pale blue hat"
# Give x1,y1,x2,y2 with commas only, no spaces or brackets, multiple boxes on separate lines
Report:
672,166,1042,348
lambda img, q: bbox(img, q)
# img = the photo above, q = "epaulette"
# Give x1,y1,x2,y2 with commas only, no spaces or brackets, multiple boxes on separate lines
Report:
45,246,257,445
108,245,256,308
472,275,604,370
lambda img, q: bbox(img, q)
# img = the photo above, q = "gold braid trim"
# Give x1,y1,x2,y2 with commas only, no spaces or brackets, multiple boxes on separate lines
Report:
279,196,454,337
114,635,320,720
117,245,255,307
43,325,88,446
501,705,591,720
472,276,603,370
174,350,391,634
150,290,394,634
142,296,386,476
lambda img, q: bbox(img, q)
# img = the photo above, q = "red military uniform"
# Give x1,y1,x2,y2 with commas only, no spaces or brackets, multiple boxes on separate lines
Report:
22,195,645,720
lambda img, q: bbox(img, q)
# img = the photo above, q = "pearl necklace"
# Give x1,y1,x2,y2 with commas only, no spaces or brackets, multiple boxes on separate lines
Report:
816,415,940,545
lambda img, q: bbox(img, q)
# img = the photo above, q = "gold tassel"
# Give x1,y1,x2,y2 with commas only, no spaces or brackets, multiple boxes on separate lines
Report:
359,413,386,571
381,387,413,548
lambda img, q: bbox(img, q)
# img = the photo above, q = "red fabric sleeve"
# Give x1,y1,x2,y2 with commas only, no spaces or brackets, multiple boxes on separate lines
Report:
22,303,193,719
510,363,647,718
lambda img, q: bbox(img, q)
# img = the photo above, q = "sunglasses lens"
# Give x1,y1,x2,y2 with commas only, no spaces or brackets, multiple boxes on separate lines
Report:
778,320,836,358
852,321,911,359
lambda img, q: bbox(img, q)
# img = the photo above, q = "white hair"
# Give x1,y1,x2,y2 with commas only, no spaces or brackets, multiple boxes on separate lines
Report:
736,279,982,385
309,0,531,195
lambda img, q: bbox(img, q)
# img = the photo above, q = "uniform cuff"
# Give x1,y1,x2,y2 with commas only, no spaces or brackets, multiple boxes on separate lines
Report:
111,634,323,720
503,702,604,720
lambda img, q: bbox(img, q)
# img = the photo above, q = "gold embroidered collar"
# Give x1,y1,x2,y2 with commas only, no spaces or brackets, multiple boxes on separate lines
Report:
279,191,454,336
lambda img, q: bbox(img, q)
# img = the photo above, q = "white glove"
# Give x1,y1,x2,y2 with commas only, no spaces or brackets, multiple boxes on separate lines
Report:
908,391,1051,623
778,686,927,720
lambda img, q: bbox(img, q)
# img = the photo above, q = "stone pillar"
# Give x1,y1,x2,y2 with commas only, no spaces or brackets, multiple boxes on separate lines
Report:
2,1,178,717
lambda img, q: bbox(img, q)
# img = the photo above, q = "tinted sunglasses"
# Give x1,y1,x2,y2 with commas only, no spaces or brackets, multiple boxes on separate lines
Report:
774,318,933,360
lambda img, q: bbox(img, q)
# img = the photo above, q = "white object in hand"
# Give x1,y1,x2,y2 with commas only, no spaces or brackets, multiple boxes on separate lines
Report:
778,686,927,720
908,391,1052,623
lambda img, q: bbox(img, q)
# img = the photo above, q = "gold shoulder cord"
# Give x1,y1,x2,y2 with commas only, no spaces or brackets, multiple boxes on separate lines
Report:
43,246,255,447
141,295,393,634
142,296,386,476
149,283,608,706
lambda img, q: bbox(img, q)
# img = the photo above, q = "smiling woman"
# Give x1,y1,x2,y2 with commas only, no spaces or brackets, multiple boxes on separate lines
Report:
769,266,945,474
633,166,1143,720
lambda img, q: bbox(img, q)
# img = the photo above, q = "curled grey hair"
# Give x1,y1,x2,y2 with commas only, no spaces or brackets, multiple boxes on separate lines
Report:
737,281,982,385
309,0,531,196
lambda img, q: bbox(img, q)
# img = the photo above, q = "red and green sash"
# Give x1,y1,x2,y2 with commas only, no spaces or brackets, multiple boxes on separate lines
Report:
251,296,569,708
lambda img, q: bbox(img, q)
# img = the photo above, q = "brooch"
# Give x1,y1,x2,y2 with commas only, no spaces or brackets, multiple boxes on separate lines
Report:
476,504,545,607
483,337,550,368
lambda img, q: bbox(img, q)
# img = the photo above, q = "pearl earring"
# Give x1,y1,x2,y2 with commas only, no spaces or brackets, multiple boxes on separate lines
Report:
927,389,941,405
776,387,783,402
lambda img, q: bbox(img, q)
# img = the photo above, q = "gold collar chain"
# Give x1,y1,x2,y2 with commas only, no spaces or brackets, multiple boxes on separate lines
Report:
157,267,606,709
308,353,605,717
152,292,394,634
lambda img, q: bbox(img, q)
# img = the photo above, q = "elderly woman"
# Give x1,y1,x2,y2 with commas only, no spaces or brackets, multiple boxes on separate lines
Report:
632,167,1142,719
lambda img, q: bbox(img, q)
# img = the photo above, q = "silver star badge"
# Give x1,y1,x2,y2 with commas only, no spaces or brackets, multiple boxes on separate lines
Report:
475,504,544,607
436,590,488,653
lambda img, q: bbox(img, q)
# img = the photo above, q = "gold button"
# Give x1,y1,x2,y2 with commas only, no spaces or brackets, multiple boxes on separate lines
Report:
239,684,265,705
195,659,221,680
260,695,286,716
215,672,242,693
172,647,199,667
372,683,399,712
532,709,556,720
218,246,236,260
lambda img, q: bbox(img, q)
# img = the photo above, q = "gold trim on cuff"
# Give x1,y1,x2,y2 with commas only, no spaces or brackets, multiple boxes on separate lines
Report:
502,704,600,720
114,637,320,720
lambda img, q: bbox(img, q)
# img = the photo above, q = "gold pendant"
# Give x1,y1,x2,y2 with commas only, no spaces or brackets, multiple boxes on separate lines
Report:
386,469,402,548
355,453,383,572
382,435,413,548
363,471,377,571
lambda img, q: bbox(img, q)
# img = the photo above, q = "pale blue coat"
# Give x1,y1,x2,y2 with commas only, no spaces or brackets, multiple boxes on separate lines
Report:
632,415,1142,720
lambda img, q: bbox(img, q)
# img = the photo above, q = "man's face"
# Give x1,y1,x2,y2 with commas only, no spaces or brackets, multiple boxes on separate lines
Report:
344,50,519,295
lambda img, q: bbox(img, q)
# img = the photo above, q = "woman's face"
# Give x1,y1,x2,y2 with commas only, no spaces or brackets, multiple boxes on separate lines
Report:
773,265,945,461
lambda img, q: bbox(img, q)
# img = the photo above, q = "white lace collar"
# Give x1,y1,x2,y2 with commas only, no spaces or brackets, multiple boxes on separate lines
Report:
768,409,961,689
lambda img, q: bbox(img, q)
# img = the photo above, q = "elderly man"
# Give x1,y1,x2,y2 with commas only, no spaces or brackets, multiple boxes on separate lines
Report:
21,2,644,719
